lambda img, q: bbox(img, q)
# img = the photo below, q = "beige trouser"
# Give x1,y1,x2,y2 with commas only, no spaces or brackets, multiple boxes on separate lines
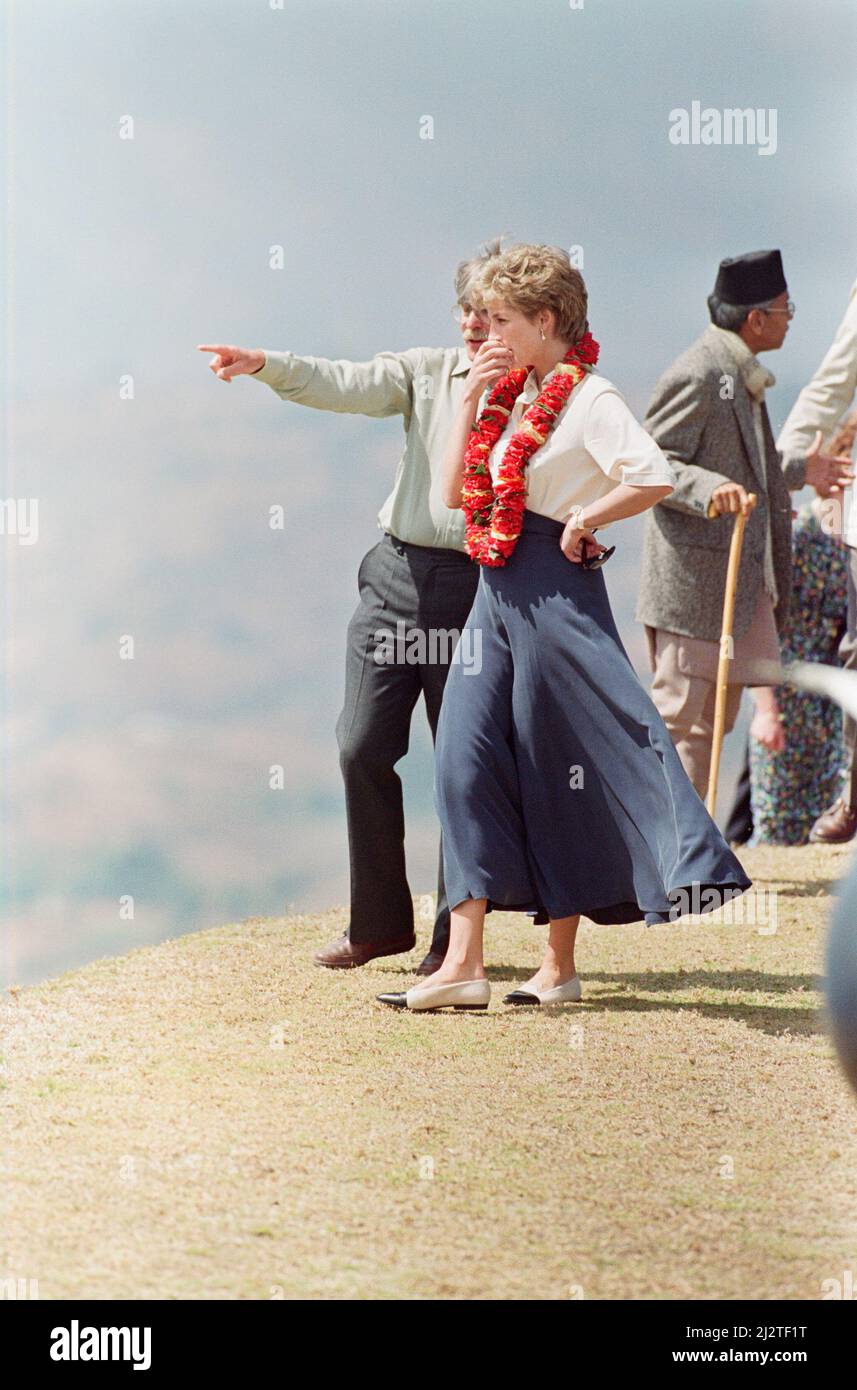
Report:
646,626,744,801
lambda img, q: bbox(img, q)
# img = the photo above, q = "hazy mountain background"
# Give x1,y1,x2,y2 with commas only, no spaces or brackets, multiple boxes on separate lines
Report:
3,0,855,985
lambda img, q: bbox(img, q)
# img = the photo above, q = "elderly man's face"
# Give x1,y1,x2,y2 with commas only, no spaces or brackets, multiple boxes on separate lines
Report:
457,301,490,359
746,289,794,352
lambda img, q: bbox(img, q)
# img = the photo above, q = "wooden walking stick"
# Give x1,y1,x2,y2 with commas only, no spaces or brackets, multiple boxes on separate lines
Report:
705,493,757,816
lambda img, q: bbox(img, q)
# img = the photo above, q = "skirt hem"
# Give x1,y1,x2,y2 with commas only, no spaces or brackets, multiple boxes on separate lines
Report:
449,878,752,929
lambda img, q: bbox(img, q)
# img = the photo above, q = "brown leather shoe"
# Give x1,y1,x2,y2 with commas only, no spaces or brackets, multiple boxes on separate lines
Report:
313,931,416,969
809,798,857,844
415,949,446,977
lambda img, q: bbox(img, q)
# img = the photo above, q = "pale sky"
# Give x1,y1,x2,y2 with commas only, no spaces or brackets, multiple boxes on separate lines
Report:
4,0,856,984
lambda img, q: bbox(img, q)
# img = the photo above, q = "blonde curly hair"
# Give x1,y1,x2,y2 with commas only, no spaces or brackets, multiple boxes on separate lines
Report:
473,243,588,344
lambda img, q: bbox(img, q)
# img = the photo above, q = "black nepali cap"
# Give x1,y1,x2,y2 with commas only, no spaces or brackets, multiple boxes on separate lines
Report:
713,249,787,306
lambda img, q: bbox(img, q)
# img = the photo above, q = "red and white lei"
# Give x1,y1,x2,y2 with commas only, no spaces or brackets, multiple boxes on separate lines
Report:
460,331,600,566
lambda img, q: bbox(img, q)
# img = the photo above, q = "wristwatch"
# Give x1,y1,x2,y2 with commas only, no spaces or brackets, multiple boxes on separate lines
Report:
566,504,587,531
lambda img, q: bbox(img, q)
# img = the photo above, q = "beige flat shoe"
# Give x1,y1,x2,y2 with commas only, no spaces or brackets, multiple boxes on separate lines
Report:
503,975,582,1006
376,978,491,1011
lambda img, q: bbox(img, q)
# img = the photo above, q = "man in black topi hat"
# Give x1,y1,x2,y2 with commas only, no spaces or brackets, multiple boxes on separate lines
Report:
635,249,853,799
714,248,787,308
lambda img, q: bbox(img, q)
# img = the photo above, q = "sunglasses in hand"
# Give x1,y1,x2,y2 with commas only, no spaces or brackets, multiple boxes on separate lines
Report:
579,531,616,571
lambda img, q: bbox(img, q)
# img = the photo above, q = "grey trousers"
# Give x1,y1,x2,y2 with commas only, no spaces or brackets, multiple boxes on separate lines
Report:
335,531,480,949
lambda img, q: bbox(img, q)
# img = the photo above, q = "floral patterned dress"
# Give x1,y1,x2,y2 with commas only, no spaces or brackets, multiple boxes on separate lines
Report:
748,505,848,845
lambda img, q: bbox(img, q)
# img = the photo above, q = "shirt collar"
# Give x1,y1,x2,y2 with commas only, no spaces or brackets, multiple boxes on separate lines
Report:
519,360,594,404
451,346,473,376
521,365,551,402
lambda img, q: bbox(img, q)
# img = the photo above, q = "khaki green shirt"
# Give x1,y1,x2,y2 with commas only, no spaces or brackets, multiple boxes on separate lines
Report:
251,345,481,550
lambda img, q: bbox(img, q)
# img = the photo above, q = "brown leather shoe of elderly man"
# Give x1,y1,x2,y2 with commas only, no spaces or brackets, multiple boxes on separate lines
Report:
809,798,857,844
314,931,417,969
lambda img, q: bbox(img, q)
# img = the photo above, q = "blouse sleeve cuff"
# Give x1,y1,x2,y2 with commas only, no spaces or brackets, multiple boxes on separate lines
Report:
618,466,676,487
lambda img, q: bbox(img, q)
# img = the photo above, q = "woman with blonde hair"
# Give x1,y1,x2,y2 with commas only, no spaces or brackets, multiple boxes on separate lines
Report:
377,244,751,1013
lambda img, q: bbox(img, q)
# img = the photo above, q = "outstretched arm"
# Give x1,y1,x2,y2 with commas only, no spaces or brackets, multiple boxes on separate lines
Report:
197,342,421,418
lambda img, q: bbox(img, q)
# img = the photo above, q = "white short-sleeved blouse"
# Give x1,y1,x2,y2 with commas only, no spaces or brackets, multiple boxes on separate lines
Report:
489,366,676,525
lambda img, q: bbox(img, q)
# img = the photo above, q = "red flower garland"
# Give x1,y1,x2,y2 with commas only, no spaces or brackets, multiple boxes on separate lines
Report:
461,331,600,566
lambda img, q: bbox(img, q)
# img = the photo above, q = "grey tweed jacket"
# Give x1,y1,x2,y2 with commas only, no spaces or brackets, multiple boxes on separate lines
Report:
635,325,799,643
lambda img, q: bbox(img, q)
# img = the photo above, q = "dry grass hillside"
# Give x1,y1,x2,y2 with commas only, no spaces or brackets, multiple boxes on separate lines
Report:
3,844,857,1300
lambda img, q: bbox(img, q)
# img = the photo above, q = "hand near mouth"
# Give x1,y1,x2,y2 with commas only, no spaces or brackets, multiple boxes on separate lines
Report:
465,339,516,395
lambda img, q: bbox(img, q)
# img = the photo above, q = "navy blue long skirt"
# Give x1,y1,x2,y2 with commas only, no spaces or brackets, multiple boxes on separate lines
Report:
433,509,752,926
